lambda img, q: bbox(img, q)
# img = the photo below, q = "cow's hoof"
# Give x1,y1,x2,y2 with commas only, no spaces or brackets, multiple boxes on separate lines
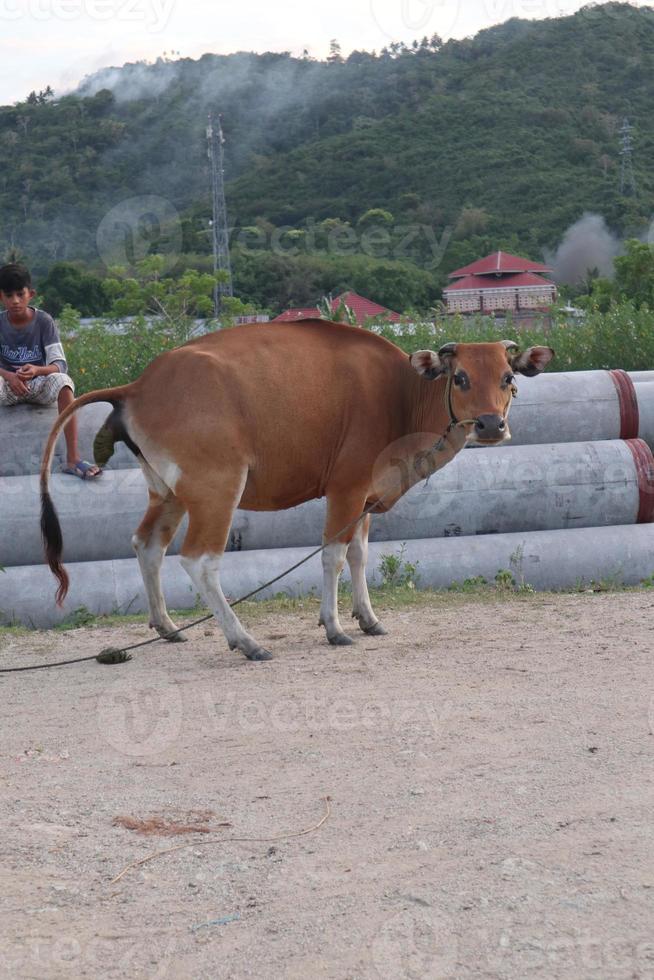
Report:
362,621,387,636
154,624,188,642
328,633,354,646
245,647,273,662
165,631,188,643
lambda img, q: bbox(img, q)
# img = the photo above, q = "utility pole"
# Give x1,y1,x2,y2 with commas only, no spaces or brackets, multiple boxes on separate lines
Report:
619,117,637,197
206,112,233,315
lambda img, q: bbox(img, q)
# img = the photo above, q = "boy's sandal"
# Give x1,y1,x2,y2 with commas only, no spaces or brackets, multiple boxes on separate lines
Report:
62,460,102,480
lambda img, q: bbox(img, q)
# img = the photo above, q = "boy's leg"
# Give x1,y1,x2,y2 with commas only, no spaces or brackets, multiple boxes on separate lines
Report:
24,374,100,477
0,378,20,406
57,384,101,476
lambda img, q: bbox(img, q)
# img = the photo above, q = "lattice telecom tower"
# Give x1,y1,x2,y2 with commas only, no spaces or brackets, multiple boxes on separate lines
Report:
619,117,637,196
206,112,233,314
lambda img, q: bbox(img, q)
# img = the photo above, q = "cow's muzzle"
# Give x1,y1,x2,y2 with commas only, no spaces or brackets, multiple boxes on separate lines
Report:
474,414,507,443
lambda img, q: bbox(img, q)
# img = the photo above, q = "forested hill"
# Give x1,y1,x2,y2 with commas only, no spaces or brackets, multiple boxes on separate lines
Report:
1,2,654,312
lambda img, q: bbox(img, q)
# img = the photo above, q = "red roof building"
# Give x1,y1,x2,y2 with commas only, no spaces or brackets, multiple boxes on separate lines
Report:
444,251,557,315
271,291,401,326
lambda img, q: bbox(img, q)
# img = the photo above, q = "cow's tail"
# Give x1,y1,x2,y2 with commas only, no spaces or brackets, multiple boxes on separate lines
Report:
40,384,133,606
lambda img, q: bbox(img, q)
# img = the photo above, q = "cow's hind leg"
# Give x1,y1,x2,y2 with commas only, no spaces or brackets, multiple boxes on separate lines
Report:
319,490,368,647
132,490,187,641
347,514,387,636
177,473,272,662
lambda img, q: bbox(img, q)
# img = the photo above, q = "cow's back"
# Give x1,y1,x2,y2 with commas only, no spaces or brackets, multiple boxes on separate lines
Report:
125,320,411,510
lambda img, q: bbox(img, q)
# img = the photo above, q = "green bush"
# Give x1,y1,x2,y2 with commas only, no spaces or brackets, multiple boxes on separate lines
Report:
378,546,419,588
60,308,190,394
373,302,654,373
61,298,654,398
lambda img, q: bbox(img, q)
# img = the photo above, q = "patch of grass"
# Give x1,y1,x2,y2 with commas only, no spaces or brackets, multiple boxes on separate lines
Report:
54,606,98,630
0,623,31,648
378,545,419,589
573,576,629,594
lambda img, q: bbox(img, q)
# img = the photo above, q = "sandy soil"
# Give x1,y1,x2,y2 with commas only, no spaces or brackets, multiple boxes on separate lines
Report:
1,591,654,980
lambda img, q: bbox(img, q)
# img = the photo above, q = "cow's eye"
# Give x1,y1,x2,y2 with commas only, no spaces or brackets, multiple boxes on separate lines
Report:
502,373,515,388
453,371,470,390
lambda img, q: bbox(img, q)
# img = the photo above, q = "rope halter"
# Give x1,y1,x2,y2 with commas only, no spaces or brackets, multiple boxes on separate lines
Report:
413,346,519,482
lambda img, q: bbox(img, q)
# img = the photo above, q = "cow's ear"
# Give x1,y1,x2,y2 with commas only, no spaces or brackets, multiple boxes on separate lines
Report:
510,346,555,377
409,344,456,381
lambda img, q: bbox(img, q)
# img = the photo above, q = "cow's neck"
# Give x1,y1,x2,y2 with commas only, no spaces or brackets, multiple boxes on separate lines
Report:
369,374,467,511
409,373,454,435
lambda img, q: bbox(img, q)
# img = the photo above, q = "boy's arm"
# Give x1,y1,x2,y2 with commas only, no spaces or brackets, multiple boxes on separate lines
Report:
40,313,68,374
0,367,29,394
15,362,60,379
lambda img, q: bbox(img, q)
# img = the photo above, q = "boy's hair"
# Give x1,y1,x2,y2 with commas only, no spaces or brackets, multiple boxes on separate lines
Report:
0,263,32,293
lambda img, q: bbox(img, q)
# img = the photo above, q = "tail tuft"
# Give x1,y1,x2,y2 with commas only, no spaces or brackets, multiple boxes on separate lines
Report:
41,490,69,606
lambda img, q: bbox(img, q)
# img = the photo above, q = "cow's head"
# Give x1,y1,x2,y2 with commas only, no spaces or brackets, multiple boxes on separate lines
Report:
410,340,554,444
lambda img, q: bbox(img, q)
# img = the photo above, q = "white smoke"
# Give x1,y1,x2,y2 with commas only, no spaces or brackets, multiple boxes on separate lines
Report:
545,212,623,285
78,58,181,102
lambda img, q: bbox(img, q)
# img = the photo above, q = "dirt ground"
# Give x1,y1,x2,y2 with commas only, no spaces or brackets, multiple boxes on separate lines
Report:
1,591,654,980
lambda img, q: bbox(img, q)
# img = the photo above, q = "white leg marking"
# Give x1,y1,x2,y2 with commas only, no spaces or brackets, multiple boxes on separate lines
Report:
181,554,270,659
132,532,180,638
347,522,380,633
319,542,351,644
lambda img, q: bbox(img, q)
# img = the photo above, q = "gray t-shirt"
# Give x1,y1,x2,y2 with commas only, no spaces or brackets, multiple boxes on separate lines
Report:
0,308,67,374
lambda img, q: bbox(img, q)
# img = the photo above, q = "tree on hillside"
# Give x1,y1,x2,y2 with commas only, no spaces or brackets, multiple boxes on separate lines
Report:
39,262,109,317
327,40,343,64
614,239,654,308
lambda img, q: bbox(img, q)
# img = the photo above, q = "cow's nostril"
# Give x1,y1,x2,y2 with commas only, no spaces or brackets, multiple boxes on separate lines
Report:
475,414,506,438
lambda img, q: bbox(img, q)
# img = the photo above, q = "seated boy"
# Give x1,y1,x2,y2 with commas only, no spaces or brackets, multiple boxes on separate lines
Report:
0,262,101,479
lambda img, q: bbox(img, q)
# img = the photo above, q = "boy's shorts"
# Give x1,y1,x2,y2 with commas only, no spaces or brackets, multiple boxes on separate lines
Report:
0,373,74,407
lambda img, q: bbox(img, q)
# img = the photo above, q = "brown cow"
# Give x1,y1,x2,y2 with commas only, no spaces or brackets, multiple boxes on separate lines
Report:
40,321,553,660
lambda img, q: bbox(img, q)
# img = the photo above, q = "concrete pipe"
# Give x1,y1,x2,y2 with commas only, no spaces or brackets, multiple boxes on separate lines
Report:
629,372,654,384
636,383,654,454
0,402,136,478
3,524,654,629
507,369,640,447
0,468,185,568
3,439,654,568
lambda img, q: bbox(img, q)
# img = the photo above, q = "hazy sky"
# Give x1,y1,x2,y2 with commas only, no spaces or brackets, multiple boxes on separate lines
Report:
0,0,649,105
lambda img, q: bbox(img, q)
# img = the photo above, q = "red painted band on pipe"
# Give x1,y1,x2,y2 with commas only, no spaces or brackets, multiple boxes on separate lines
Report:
609,369,639,440
625,438,654,524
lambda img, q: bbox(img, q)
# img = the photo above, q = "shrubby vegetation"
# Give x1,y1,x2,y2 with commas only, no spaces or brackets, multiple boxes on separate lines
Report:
374,303,654,373
65,299,654,396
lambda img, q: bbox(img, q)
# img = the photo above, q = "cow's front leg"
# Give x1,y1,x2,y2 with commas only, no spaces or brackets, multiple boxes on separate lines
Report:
318,542,353,645
347,514,387,637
